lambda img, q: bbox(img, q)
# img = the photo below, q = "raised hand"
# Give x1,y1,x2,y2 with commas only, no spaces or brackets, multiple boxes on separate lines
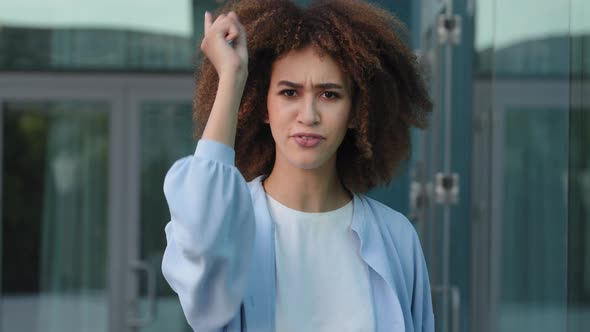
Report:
201,11,249,78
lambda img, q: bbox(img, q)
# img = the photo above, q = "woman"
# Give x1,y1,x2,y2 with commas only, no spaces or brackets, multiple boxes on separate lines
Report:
162,0,434,331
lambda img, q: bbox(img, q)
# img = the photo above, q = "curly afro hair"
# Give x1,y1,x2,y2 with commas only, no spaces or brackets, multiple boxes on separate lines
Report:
194,0,432,193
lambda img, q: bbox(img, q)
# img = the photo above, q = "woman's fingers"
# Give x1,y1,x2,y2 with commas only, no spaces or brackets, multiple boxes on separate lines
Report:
236,16,247,47
204,11,212,35
204,12,240,42
226,11,238,21
224,12,240,43
225,23,239,43
200,10,248,75
214,13,227,26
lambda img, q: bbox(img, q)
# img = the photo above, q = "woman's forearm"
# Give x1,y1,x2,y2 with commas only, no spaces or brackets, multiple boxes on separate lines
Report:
201,71,248,148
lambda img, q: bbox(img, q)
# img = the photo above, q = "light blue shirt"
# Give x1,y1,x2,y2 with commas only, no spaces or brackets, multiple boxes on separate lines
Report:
162,139,435,332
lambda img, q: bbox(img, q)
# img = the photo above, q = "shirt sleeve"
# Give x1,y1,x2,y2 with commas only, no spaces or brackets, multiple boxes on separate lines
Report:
161,139,255,332
411,229,435,332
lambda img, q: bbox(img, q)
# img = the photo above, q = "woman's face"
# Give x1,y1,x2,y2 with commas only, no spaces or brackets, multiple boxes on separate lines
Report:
266,45,352,171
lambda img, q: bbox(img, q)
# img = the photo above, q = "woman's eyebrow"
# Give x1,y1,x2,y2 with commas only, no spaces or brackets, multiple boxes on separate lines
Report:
277,80,345,90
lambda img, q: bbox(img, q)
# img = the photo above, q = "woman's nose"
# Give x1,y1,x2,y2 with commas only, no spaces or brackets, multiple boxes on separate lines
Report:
297,97,320,125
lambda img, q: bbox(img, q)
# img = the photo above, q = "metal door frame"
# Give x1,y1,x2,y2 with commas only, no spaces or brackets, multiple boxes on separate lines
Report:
414,2,462,331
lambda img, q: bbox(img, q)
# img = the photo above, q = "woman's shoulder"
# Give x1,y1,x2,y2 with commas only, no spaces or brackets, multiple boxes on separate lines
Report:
356,193,420,243
357,194,415,231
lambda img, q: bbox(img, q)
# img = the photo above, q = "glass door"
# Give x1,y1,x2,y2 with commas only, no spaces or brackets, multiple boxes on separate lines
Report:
125,80,194,332
0,76,127,332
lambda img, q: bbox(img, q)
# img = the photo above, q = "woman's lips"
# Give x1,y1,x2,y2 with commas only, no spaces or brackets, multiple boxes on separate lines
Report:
291,133,325,148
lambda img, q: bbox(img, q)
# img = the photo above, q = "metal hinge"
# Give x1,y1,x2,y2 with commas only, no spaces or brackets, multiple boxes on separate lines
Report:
437,14,462,45
435,172,460,205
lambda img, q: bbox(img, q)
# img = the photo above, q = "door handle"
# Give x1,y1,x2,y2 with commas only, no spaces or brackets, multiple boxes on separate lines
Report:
432,285,461,332
128,260,157,327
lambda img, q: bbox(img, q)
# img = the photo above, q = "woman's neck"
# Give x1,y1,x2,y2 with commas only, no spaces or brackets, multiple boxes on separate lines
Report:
262,160,352,213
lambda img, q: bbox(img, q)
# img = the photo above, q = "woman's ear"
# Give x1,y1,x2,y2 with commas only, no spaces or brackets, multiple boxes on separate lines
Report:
264,113,269,124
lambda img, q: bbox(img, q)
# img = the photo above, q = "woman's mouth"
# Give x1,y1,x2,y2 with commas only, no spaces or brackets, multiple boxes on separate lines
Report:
292,133,324,148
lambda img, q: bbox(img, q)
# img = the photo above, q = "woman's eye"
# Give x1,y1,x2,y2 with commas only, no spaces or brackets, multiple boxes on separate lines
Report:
323,91,340,99
281,89,297,97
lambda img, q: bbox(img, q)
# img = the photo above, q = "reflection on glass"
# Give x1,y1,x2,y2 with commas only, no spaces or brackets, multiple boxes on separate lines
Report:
568,107,590,331
1,101,109,332
474,0,582,330
139,101,194,332
0,0,195,71
500,108,568,331
568,0,590,331
479,0,578,330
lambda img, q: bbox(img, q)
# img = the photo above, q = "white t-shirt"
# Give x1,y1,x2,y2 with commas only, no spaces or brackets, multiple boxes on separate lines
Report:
266,193,375,332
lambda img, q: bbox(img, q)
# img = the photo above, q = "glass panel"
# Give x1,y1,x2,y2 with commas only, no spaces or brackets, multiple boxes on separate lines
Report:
499,107,568,330
490,0,571,331
138,101,194,332
1,101,110,332
0,0,196,71
493,0,570,78
568,106,590,331
472,1,496,332
568,0,590,331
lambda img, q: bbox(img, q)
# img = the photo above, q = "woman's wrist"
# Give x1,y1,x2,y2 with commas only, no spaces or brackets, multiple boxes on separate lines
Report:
219,69,248,90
